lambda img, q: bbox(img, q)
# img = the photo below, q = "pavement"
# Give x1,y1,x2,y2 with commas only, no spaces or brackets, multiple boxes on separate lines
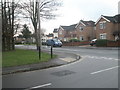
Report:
2,48,80,75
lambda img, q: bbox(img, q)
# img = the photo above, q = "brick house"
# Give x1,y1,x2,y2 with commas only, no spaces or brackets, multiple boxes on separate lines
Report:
58,24,77,41
53,28,58,38
95,14,120,41
76,20,95,41
46,33,54,39
58,20,95,42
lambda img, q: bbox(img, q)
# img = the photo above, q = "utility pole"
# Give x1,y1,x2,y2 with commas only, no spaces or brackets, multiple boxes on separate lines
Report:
37,0,41,60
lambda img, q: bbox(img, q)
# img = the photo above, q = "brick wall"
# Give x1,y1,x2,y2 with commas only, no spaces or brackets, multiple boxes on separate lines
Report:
63,41,90,46
107,41,120,47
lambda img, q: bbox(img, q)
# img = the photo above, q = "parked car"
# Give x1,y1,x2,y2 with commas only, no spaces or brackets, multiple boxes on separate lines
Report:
90,39,97,46
46,39,62,47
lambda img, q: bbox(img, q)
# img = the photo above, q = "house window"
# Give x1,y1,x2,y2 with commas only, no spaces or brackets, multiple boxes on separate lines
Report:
99,21,106,29
100,33,107,39
73,34,76,37
59,37,63,40
79,26,84,31
94,26,96,30
59,30,62,35
64,38,67,41
80,36,84,41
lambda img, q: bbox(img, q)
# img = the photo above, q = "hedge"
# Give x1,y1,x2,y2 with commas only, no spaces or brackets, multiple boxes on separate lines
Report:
96,39,108,47
69,39,80,42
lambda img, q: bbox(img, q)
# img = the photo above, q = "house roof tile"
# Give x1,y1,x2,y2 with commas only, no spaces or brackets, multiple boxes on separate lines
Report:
61,24,77,31
103,14,120,23
80,20,95,26
46,33,54,37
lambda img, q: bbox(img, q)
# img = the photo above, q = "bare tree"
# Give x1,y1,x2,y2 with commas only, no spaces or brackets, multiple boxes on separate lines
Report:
1,0,30,51
19,0,61,49
2,0,16,51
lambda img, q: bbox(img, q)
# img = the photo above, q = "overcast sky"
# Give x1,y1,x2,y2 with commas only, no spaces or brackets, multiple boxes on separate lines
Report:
41,0,119,34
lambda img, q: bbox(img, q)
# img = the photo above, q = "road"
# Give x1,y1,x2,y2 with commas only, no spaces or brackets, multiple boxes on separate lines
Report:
2,46,119,89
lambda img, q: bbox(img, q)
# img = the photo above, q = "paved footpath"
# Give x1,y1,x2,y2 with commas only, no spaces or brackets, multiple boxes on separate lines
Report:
2,45,80,75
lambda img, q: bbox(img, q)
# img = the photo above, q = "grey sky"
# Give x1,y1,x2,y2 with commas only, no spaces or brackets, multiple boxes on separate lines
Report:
41,0,119,34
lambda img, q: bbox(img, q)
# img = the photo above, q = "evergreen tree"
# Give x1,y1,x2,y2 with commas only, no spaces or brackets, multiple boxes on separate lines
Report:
21,24,31,43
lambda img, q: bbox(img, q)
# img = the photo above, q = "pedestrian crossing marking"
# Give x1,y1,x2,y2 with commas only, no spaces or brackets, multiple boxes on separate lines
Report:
83,55,119,61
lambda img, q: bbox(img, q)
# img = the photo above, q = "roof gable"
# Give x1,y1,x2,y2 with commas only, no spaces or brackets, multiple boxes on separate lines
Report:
95,14,120,25
76,20,95,28
95,15,110,25
60,24,77,31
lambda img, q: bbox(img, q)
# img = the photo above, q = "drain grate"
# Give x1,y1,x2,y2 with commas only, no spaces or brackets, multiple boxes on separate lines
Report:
51,70,75,77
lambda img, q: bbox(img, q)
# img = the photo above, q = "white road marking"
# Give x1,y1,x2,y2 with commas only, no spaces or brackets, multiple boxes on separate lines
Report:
84,55,119,61
29,83,52,89
91,66,119,75
53,48,79,52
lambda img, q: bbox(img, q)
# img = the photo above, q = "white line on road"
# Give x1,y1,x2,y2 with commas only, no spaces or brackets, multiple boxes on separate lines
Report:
91,66,119,75
28,83,52,89
84,55,119,61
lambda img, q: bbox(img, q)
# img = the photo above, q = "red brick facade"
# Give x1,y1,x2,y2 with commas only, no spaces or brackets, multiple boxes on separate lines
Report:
76,20,95,41
58,20,95,42
95,15,120,41
57,14,120,43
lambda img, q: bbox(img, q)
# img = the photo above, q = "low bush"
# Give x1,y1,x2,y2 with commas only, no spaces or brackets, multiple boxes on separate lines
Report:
96,39,108,47
69,39,80,42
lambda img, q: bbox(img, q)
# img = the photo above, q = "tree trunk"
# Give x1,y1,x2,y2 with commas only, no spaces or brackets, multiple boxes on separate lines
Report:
11,1,15,50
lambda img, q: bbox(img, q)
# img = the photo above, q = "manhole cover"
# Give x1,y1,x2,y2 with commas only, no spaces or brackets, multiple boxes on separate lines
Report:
51,70,75,77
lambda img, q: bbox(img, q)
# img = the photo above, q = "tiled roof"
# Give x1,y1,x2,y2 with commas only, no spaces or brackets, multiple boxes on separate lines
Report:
46,33,53,37
114,14,120,23
103,14,120,23
80,20,95,26
61,24,77,31
53,28,58,33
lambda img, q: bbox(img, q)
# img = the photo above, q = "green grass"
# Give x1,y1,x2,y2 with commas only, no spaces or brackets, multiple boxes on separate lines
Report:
2,49,57,67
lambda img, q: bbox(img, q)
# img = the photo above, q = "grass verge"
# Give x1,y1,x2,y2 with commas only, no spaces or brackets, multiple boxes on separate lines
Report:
2,49,57,67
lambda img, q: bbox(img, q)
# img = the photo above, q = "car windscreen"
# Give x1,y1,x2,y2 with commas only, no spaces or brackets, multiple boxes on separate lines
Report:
53,39,61,42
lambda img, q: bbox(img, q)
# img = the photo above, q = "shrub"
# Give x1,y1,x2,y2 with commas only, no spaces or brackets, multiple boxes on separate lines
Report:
42,42,47,45
69,39,80,42
96,39,108,47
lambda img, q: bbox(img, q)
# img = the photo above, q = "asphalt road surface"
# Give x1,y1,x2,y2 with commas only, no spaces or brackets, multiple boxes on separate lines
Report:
2,46,119,89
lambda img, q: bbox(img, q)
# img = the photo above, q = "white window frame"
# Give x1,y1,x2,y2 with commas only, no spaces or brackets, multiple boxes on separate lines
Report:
100,33,107,39
59,37,63,40
80,36,84,41
59,30,62,35
99,21,106,29
64,38,67,41
94,26,96,30
79,26,84,31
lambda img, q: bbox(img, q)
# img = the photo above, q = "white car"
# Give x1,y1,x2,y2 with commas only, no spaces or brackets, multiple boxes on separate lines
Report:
90,39,97,46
